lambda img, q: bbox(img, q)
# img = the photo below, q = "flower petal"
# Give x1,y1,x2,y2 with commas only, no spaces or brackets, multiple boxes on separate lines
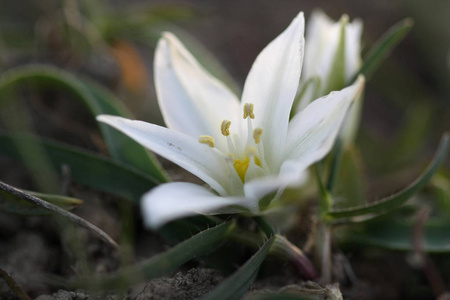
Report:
244,160,309,201
141,182,255,229
344,18,363,82
241,12,305,169
284,76,365,164
303,10,338,83
155,33,240,151
303,11,362,89
97,115,229,195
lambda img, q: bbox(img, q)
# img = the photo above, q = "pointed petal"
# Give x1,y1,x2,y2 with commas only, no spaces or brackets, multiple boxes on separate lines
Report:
241,12,305,169
304,11,362,89
97,115,229,195
141,182,255,229
303,10,337,81
344,18,363,81
284,76,365,164
155,33,240,151
244,160,309,201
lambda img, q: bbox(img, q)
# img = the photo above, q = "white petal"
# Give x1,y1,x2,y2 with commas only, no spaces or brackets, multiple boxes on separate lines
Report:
241,12,305,169
284,76,365,164
344,19,363,81
302,10,339,82
97,115,229,195
303,10,338,85
141,182,255,229
155,33,240,152
244,160,309,201
304,11,363,88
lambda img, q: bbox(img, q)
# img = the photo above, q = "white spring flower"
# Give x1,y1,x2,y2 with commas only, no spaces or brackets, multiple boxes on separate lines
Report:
97,12,365,229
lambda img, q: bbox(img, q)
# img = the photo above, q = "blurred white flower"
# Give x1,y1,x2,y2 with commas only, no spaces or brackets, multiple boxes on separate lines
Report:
296,11,363,144
97,11,365,229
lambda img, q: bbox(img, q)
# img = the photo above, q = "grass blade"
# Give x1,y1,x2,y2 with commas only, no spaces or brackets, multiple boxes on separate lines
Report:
201,236,275,300
0,181,118,249
0,267,32,300
328,133,449,220
0,134,158,203
65,221,233,289
0,64,168,182
0,189,82,215
342,217,450,253
351,18,414,82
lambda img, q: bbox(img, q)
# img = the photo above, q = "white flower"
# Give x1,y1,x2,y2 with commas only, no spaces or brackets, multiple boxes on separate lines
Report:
295,11,363,118
97,12,365,229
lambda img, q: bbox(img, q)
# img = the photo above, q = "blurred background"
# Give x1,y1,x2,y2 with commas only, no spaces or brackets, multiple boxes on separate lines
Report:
0,0,449,195
1,0,449,160
0,1,449,298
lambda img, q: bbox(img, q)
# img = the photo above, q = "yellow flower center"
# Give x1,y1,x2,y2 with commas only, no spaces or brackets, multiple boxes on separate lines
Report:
198,102,265,184
233,155,261,182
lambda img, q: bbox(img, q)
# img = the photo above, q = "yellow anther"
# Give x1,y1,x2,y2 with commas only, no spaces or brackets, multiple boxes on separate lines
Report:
245,146,258,157
198,135,215,148
243,103,255,119
221,120,231,136
232,147,262,182
253,128,263,144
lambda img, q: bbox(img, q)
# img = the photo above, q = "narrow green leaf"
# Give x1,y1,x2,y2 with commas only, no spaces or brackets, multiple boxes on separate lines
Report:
65,221,233,289
0,134,159,203
328,133,449,220
0,64,168,182
0,189,82,215
0,181,118,249
351,18,414,82
314,164,332,217
201,236,275,300
342,217,450,253
333,146,366,209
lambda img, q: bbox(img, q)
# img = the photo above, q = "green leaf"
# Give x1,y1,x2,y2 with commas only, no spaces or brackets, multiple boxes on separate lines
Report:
342,216,450,253
327,133,449,221
351,18,414,83
65,221,233,289
0,134,159,203
0,64,168,183
201,236,275,300
333,146,366,209
314,164,332,217
0,189,82,215
0,181,118,249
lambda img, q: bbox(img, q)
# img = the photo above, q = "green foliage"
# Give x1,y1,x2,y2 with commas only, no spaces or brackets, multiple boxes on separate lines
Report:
0,134,159,203
351,18,414,82
0,181,118,249
0,65,168,182
202,236,275,300
67,221,234,289
0,189,82,215
327,133,449,222
342,214,450,252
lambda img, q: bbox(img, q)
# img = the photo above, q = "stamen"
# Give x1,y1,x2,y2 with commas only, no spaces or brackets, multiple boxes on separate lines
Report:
221,120,231,136
198,135,215,148
253,128,263,144
243,103,255,119
245,146,258,157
